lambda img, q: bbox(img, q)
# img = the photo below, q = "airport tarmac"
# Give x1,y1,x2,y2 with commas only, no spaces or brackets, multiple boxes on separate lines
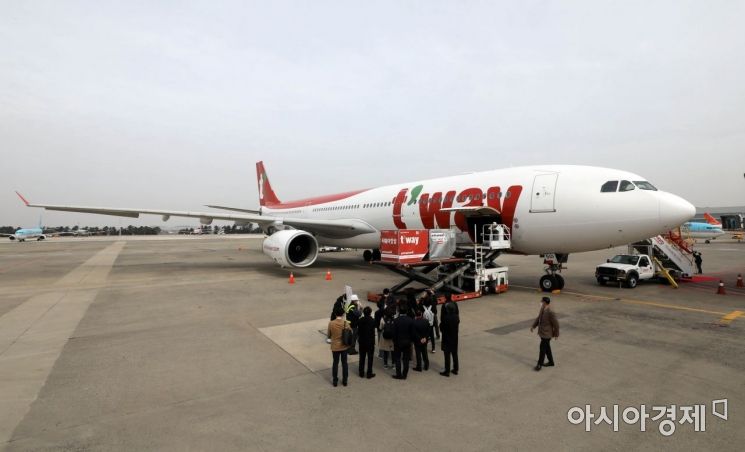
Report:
0,235,743,451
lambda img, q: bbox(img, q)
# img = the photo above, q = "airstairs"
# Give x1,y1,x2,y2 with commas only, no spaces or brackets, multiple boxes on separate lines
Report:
630,232,696,279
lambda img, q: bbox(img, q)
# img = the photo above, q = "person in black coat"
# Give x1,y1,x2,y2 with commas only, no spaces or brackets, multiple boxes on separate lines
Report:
440,301,460,377
357,306,377,379
392,308,415,380
412,309,430,371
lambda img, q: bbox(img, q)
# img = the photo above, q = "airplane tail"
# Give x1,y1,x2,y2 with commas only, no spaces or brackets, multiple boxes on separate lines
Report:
256,161,282,207
704,213,721,226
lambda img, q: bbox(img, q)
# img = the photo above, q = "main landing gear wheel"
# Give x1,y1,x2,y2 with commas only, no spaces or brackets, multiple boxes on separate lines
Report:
363,250,373,262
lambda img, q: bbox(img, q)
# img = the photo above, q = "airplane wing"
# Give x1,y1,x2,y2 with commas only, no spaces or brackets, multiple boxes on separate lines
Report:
16,192,377,239
0,233,13,237
205,204,261,214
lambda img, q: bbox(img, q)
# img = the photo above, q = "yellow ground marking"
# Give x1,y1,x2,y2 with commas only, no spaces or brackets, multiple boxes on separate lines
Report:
511,284,728,316
719,310,745,325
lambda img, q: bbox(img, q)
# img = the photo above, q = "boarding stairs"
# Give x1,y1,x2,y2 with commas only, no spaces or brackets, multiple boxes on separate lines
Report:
630,234,696,278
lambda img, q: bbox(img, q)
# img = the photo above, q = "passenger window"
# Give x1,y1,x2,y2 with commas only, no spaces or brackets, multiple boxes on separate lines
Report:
619,180,635,192
601,181,618,192
639,257,649,267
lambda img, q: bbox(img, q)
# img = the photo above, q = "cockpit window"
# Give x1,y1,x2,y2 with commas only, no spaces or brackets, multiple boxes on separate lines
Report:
633,181,658,191
600,181,618,192
619,180,635,192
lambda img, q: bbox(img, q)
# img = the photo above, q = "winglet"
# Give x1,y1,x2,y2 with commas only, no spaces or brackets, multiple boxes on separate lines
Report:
255,161,282,207
15,191,30,206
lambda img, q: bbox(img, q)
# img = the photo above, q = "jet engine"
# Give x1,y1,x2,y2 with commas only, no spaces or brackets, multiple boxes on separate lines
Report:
262,230,319,268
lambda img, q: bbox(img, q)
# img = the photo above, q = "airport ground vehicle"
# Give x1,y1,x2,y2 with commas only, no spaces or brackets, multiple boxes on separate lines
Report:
595,254,656,288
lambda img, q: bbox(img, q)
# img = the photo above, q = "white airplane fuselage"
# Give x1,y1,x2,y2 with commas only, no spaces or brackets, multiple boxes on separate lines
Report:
260,165,694,255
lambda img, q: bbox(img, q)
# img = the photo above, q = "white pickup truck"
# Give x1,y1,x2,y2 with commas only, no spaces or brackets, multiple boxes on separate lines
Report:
595,254,656,288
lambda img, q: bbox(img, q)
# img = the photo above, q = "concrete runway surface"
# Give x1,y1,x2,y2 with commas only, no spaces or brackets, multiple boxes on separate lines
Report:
0,235,743,451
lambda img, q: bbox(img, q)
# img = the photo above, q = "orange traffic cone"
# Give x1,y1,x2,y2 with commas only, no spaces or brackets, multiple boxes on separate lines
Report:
737,274,744,288
289,273,295,284
716,280,726,295
325,270,332,281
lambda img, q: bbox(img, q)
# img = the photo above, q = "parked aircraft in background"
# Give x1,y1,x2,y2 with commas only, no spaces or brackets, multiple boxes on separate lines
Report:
16,161,695,291
682,213,725,242
0,217,46,242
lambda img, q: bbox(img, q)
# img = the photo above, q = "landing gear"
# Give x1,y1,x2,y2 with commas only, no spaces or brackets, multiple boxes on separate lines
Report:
540,275,557,292
539,253,568,292
539,274,565,292
363,249,382,262
554,274,565,290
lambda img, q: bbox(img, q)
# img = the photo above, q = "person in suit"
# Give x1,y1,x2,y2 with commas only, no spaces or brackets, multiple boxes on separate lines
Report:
439,301,460,377
357,306,377,379
392,306,415,379
530,297,560,371
327,306,351,387
412,309,430,371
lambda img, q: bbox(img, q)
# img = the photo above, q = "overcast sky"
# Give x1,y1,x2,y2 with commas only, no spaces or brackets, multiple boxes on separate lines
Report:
1,1,744,227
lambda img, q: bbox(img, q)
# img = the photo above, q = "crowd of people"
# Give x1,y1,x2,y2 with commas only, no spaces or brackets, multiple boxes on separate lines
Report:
327,289,560,386
326,288,460,387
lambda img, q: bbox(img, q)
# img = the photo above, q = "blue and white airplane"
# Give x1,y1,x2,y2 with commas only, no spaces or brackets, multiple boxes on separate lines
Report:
682,213,725,242
1,193,48,242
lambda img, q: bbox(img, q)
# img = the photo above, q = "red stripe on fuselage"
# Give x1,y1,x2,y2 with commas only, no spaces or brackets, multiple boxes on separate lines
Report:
263,189,370,209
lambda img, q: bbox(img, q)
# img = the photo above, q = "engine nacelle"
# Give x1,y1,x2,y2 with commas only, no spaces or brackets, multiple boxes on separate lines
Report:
262,230,319,268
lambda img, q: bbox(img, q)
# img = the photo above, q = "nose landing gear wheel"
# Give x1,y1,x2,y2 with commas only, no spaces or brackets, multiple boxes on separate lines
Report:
540,275,557,292
554,274,565,290
363,250,373,262
372,249,381,261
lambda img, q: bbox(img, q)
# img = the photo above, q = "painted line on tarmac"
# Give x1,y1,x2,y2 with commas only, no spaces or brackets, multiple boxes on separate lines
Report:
510,284,728,316
0,241,125,449
718,310,744,325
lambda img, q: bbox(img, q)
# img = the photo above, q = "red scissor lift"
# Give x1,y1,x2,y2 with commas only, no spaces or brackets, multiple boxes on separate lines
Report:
368,224,511,304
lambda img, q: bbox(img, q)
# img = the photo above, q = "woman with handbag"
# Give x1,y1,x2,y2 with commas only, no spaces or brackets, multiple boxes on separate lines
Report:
327,306,352,387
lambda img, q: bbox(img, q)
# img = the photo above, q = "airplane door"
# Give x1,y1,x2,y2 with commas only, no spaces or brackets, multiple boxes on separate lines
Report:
530,173,558,213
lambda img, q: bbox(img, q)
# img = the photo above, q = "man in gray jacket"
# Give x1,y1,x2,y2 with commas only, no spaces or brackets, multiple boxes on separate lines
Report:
530,297,559,371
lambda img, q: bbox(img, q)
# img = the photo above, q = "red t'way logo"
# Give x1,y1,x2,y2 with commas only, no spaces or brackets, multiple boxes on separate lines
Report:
392,185,523,231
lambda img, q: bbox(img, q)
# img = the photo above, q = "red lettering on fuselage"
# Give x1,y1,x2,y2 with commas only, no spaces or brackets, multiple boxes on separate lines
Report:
488,185,523,229
418,190,456,229
454,187,484,232
398,184,523,233
392,189,408,229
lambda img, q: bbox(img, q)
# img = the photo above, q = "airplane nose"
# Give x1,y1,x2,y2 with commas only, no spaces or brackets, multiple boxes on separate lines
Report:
658,192,696,230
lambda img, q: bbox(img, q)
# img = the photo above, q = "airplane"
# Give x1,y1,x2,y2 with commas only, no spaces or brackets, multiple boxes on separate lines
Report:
0,216,46,242
15,161,696,291
682,213,725,243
